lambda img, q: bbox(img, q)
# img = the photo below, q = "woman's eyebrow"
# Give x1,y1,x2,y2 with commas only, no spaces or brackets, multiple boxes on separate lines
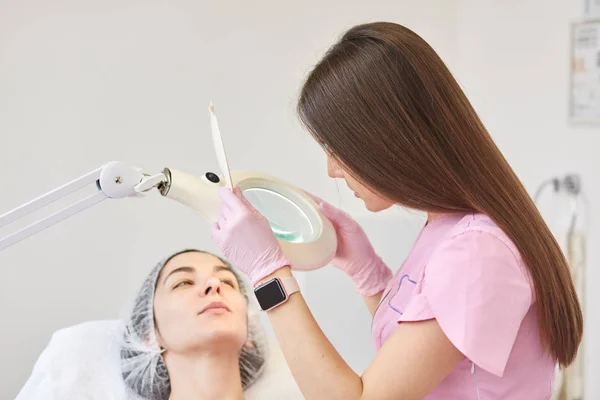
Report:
213,265,233,274
162,266,195,286
213,266,239,283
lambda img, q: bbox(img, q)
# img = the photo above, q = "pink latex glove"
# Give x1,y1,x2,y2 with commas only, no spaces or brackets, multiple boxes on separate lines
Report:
211,187,291,287
306,193,393,296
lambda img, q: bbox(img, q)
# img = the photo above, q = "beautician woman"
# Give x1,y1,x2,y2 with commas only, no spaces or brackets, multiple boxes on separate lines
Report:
212,22,583,399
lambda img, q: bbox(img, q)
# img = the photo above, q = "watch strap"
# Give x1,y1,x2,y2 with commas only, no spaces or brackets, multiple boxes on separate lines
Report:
281,276,300,297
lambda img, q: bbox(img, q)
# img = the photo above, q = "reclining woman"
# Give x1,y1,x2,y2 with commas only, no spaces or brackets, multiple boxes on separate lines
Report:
121,249,267,400
16,249,266,400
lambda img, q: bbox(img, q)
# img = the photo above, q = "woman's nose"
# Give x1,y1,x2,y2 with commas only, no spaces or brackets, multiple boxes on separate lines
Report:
202,277,222,296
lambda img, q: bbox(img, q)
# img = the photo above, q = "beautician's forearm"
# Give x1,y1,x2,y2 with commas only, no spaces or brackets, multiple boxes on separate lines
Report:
363,292,383,316
262,267,363,400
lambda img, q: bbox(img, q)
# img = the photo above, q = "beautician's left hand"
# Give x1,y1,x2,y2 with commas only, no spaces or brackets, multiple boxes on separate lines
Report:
211,186,291,286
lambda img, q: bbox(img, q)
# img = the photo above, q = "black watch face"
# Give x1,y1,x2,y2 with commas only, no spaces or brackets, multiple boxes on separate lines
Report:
255,279,286,310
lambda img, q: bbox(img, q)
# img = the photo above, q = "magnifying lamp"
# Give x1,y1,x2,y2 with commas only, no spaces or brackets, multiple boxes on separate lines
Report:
0,104,337,272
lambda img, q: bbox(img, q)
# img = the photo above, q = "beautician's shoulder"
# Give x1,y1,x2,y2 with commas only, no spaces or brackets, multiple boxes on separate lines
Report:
437,213,527,278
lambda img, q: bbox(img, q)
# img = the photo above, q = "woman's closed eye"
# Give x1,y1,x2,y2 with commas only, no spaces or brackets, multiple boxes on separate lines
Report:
220,278,236,287
173,280,194,289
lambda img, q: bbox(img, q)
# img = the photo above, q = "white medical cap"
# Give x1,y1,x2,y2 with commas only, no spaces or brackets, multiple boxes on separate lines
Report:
119,249,267,400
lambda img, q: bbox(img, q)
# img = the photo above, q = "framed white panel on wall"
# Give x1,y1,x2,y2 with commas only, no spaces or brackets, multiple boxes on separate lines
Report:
585,0,600,19
569,19,600,124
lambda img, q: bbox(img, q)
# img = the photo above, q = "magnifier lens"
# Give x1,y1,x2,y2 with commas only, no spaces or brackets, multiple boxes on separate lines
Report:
241,187,315,243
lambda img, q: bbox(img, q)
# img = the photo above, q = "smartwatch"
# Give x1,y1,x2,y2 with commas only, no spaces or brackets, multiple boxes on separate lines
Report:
254,276,300,311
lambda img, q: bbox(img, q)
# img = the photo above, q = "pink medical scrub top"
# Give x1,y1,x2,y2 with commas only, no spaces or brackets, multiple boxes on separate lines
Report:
372,213,555,399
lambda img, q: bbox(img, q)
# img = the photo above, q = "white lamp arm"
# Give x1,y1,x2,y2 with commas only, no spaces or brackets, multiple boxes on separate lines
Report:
0,161,338,272
0,161,167,251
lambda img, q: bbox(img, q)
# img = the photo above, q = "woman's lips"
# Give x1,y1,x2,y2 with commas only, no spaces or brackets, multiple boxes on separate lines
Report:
200,301,231,314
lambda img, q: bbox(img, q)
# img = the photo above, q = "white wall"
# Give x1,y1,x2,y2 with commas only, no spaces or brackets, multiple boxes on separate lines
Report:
455,1,600,397
0,1,457,398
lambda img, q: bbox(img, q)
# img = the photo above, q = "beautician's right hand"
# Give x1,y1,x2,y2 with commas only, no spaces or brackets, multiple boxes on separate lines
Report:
212,187,292,287
306,193,393,296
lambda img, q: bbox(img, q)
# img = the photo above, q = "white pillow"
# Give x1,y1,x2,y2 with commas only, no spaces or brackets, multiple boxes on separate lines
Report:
16,320,127,400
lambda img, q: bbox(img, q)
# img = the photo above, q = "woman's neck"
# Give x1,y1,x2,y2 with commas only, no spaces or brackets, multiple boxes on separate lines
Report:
164,350,244,400
427,212,441,223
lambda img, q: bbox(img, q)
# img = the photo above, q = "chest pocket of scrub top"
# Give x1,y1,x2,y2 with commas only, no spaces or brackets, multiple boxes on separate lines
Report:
387,274,418,316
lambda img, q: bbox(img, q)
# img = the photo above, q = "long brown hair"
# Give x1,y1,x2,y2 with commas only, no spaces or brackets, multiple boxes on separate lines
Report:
297,21,582,367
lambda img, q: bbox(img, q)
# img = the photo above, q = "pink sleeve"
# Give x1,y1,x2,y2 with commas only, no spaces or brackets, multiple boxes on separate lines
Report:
398,229,532,377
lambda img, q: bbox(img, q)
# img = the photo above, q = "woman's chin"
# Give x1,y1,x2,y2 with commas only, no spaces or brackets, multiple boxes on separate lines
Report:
364,201,393,212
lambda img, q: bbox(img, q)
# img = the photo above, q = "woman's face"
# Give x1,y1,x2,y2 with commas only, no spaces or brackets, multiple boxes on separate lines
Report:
326,153,394,212
153,251,248,355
